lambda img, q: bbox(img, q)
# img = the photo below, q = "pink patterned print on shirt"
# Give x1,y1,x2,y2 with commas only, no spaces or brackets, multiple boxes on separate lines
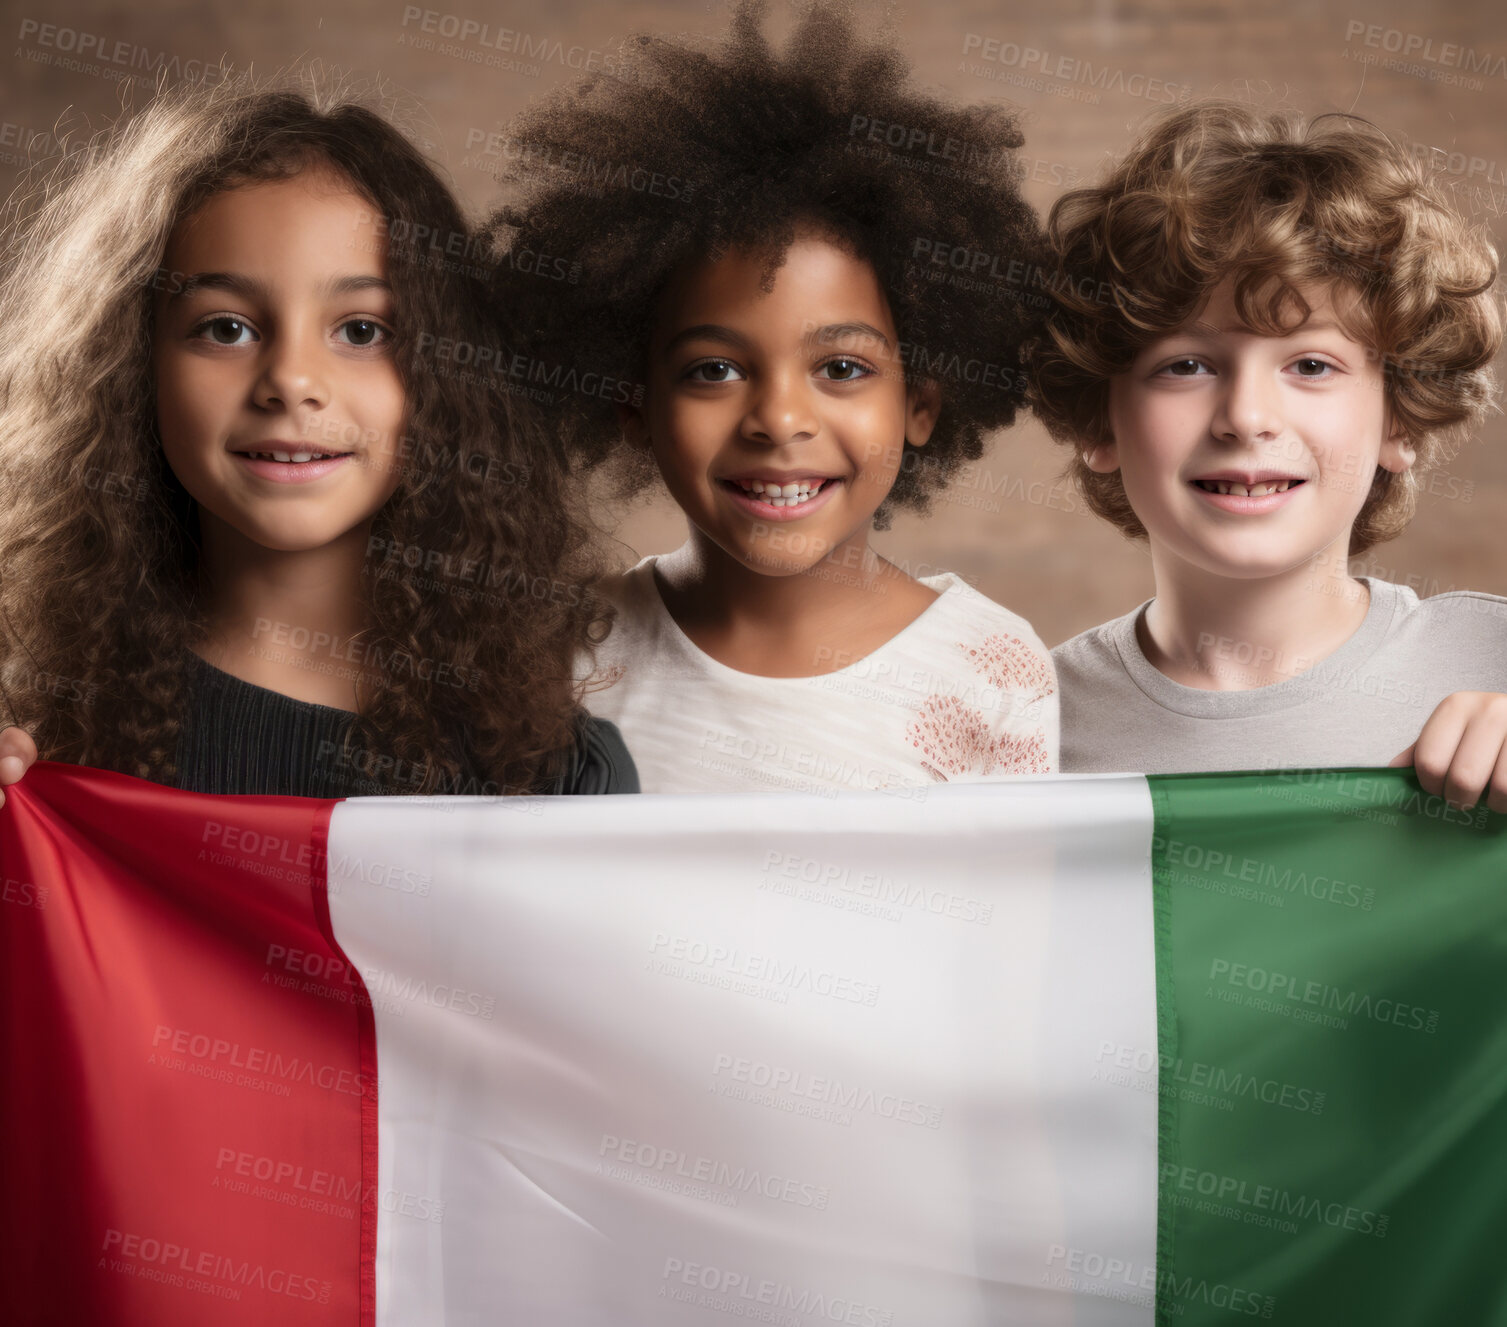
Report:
958,633,1055,702
906,696,1052,780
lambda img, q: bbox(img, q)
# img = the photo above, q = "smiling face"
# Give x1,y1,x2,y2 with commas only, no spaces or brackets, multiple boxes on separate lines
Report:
631,231,939,578
1096,277,1414,583
152,164,407,554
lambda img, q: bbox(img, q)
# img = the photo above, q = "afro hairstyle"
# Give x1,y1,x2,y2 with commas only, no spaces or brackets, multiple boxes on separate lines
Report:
483,0,1048,524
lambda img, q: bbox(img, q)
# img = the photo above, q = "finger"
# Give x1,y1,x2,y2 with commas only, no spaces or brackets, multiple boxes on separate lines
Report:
1389,743,1416,769
0,726,38,773
1487,741,1507,817
1441,719,1506,809
0,729,39,807
1411,703,1470,798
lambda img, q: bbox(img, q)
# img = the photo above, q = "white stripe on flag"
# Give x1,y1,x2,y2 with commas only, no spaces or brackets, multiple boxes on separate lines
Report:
326,777,1159,1326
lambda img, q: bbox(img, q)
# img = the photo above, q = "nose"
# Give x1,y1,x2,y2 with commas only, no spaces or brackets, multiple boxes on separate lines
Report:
739,367,819,448
252,327,329,414
1211,364,1283,444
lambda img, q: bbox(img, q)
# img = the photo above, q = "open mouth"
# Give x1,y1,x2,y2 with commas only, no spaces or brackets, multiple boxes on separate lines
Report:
722,477,834,509
235,450,352,463
1192,478,1305,497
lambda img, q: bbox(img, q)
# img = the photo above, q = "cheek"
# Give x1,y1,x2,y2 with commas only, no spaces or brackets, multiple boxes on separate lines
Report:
653,394,725,464
152,356,218,461
357,367,410,449
839,392,906,461
1116,394,1201,480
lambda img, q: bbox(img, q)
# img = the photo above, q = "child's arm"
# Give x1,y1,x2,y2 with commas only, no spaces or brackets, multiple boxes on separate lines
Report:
1390,692,1507,813
0,726,38,810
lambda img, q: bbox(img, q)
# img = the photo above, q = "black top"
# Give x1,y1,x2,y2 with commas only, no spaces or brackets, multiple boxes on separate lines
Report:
175,652,638,798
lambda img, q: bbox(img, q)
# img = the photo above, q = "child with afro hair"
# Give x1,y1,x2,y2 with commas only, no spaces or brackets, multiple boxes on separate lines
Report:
1034,101,1507,811
484,0,1058,795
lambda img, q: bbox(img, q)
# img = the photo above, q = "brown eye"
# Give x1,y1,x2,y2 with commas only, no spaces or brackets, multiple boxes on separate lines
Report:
197,317,253,345
338,318,389,348
822,358,869,381
1164,358,1205,376
686,359,742,383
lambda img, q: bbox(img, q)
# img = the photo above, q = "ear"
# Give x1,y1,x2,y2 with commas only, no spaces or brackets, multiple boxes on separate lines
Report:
616,401,650,452
1080,438,1121,474
904,379,942,447
1377,414,1416,475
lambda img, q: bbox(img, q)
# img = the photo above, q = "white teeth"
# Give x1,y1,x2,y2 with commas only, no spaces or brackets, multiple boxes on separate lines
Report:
290,452,312,463
734,478,825,506
271,451,293,462
245,451,340,462
1204,479,1295,497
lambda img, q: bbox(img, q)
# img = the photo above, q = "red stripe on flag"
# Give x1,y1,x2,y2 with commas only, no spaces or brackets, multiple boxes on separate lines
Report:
309,790,379,1326
0,763,372,1325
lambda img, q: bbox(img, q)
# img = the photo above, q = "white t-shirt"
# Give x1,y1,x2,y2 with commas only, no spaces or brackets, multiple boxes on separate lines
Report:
582,557,1059,794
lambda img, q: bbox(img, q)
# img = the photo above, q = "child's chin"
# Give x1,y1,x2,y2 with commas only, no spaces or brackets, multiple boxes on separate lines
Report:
732,549,825,578
1197,546,1328,581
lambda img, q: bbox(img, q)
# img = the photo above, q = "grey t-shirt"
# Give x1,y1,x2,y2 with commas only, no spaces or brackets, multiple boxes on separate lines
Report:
1053,578,1507,774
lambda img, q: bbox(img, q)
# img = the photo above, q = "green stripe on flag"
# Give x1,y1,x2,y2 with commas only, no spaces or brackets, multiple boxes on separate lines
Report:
1150,768,1507,1326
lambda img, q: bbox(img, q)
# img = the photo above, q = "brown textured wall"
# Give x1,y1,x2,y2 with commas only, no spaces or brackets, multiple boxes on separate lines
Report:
4,0,1503,644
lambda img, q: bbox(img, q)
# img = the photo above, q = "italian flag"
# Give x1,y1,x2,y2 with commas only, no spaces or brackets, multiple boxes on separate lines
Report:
2,762,1503,1325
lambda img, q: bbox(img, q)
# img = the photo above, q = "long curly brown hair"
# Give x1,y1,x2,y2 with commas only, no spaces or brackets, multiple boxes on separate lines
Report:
482,0,1046,527
0,72,603,793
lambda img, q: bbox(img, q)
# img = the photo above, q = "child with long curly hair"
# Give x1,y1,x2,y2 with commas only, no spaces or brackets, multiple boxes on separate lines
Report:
0,74,636,802
486,0,1058,795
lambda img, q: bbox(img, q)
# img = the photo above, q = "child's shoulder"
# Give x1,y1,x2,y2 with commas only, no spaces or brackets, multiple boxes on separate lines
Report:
901,572,1055,703
1378,577,1507,650
597,558,656,609
593,557,669,651
1401,580,1507,621
916,572,1050,651
1049,601,1143,678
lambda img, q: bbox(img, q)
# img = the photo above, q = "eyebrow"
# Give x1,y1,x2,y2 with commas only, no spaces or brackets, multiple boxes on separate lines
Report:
661,319,893,357
1187,318,1344,338
661,323,749,356
805,321,893,350
166,272,393,302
